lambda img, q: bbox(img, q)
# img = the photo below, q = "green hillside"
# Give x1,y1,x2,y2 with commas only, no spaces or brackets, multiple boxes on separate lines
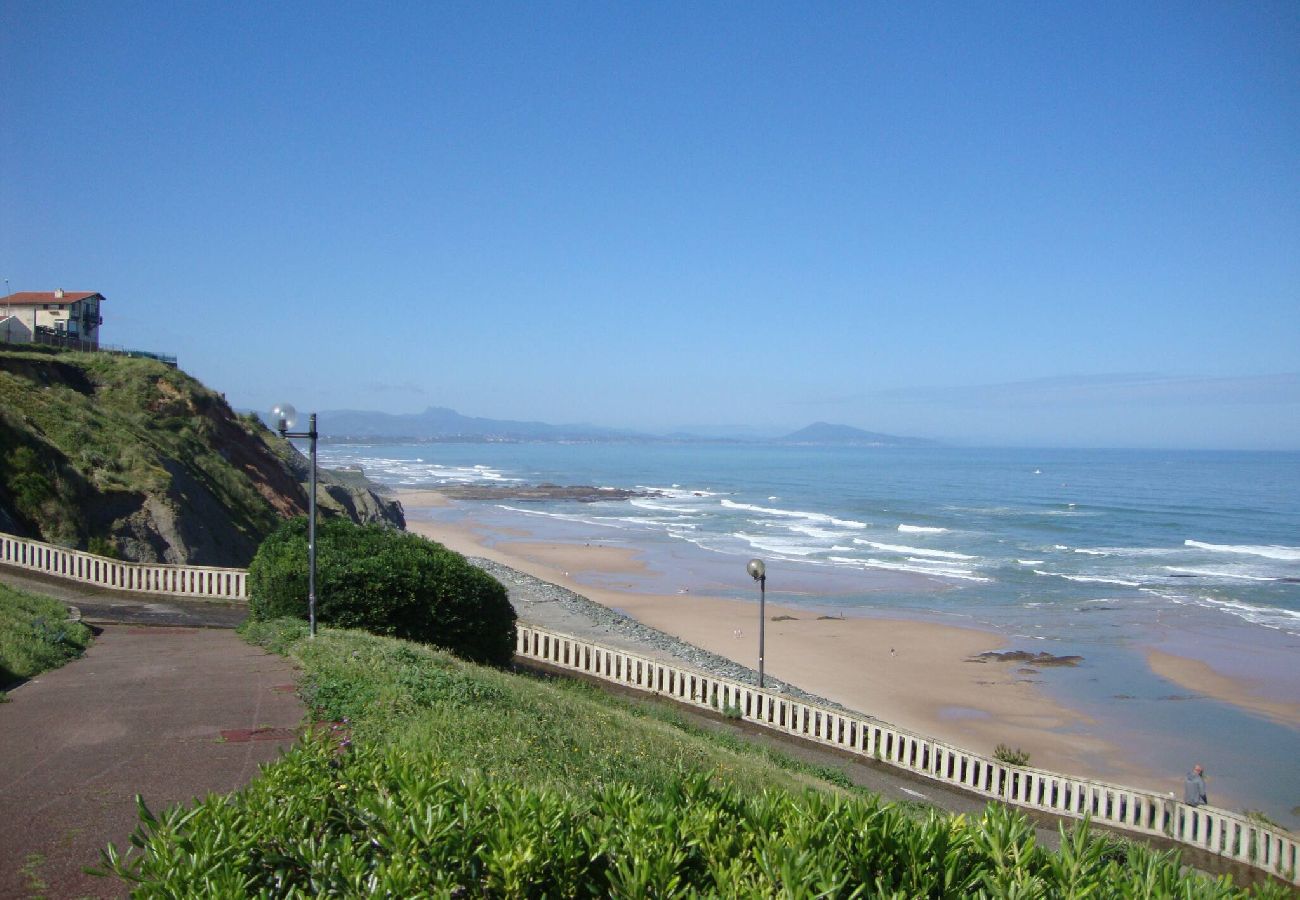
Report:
0,346,400,566
98,622,1290,896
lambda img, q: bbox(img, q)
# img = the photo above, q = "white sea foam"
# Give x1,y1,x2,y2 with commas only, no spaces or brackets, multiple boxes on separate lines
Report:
862,559,990,582
789,524,848,541
1016,559,1045,565
854,540,975,560
734,532,821,557
316,450,521,486
1196,597,1300,632
627,497,707,516
897,524,947,534
1033,570,1141,587
1073,548,1110,556
638,485,723,499
494,505,626,529
1184,540,1300,561
721,499,867,529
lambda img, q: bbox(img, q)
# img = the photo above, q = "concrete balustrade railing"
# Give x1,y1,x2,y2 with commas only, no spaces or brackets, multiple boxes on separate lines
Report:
515,623,1299,886
0,532,247,601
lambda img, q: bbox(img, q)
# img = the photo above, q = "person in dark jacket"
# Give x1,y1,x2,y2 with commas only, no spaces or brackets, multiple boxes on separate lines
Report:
1184,765,1208,806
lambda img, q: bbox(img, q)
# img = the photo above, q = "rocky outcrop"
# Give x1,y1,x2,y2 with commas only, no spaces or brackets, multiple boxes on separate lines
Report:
0,347,401,566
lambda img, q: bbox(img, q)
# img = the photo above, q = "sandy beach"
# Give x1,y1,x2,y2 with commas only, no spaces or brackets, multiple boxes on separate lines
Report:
399,489,1167,787
1146,650,1300,729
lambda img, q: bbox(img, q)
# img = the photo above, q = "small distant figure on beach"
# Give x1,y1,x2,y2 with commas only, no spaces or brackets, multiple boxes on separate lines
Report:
1184,765,1207,807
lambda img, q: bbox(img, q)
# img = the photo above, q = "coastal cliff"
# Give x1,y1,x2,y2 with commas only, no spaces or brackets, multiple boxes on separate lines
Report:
0,347,402,566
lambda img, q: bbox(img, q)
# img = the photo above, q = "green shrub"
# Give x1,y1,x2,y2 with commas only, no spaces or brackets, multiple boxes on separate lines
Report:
87,536,119,558
247,518,516,665
99,744,1291,898
994,743,1031,766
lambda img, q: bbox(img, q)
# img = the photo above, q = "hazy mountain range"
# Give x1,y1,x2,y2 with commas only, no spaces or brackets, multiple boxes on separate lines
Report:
309,407,934,447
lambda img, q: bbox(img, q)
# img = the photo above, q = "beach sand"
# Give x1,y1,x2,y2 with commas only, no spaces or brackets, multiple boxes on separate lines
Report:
399,490,1165,787
1146,650,1300,729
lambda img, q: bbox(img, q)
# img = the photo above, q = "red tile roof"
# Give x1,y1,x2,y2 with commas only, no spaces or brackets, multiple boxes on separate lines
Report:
1,291,103,305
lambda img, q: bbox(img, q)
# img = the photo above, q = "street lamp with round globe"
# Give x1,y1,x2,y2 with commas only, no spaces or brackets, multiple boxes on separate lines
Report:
747,558,767,687
270,403,318,638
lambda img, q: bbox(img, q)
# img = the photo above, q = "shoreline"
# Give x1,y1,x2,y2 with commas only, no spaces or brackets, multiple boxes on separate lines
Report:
398,489,1166,789
1145,649,1300,729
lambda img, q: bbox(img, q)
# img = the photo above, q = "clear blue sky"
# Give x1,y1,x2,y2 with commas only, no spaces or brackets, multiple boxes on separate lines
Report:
3,2,1297,448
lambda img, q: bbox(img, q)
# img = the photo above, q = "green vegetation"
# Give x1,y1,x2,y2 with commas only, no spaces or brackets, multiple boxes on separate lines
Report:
993,743,1032,767
98,620,1289,896
248,519,516,665
0,347,292,560
0,582,93,694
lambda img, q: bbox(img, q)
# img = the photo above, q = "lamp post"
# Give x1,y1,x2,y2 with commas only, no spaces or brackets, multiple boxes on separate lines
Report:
272,403,318,638
747,558,766,687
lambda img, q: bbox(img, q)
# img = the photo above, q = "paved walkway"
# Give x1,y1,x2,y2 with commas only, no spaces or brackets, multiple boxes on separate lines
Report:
0,564,247,629
0,625,304,899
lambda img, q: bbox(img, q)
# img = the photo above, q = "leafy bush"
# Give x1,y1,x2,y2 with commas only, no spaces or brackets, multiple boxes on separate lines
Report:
99,743,1291,898
247,518,516,665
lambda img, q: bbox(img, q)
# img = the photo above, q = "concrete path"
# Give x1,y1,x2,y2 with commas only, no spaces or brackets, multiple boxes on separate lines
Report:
0,625,304,899
0,564,247,629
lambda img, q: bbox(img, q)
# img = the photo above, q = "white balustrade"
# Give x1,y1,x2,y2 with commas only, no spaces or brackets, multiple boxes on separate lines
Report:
0,532,246,601
514,622,1299,886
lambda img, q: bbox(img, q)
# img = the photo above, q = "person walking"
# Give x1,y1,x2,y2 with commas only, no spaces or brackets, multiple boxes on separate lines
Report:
1184,764,1208,807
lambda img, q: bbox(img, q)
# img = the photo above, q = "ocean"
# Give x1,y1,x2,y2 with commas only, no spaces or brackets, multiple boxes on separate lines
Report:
317,442,1300,827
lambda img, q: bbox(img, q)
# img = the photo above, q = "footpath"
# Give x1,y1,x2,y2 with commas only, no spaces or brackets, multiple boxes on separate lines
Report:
0,574,303,899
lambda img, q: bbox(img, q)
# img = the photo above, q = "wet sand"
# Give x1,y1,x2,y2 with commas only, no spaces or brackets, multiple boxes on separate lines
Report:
399,490,1165,786
1146,649,1300,729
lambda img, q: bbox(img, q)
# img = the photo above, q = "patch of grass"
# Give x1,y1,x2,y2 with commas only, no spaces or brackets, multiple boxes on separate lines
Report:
994,743,1032,766
19,852,47,896
0,582,93,693
237,616,310,656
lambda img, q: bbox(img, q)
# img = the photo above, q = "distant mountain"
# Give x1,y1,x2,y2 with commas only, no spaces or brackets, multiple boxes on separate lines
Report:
316,406,645,442
307,406,935,446
776,422,936,447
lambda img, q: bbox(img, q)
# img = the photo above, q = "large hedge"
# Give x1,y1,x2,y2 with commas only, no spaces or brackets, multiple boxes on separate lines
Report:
247,518,516,665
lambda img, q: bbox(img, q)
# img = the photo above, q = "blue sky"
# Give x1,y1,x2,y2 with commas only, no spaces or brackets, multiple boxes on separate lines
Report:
3,2,1297,448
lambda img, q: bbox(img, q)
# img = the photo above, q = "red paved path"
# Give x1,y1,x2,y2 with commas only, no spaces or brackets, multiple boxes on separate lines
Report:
0,626,304,898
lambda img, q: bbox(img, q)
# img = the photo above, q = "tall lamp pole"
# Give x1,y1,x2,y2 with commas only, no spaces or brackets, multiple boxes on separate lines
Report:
747,558,767,687
272,404,318,638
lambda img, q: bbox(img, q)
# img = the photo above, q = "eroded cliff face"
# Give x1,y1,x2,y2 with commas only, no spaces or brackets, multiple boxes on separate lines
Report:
0,348,402,566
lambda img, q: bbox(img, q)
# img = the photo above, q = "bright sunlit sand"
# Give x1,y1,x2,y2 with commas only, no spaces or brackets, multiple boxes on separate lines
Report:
399,489,1173,788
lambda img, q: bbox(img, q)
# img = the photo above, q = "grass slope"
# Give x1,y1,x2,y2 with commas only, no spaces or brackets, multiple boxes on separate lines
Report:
0,346,300,561
0,582,92,695
98,621,1292,897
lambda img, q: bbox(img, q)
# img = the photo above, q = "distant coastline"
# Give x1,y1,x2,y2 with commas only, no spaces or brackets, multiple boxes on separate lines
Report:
297,405,935,447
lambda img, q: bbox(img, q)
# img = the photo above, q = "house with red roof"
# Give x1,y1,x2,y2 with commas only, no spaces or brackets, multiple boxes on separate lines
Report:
1,290,105,349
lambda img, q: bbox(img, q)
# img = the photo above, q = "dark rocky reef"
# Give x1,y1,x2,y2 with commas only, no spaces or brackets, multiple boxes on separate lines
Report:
967,650,1084,667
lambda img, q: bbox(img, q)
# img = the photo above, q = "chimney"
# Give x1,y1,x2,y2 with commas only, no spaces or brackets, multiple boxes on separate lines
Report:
54,288,64,299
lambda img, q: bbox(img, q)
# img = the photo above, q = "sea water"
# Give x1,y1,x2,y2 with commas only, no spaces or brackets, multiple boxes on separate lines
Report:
318,442,1300,826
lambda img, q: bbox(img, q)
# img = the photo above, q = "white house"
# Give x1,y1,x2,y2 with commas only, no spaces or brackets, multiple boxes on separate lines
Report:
0,290,105,348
